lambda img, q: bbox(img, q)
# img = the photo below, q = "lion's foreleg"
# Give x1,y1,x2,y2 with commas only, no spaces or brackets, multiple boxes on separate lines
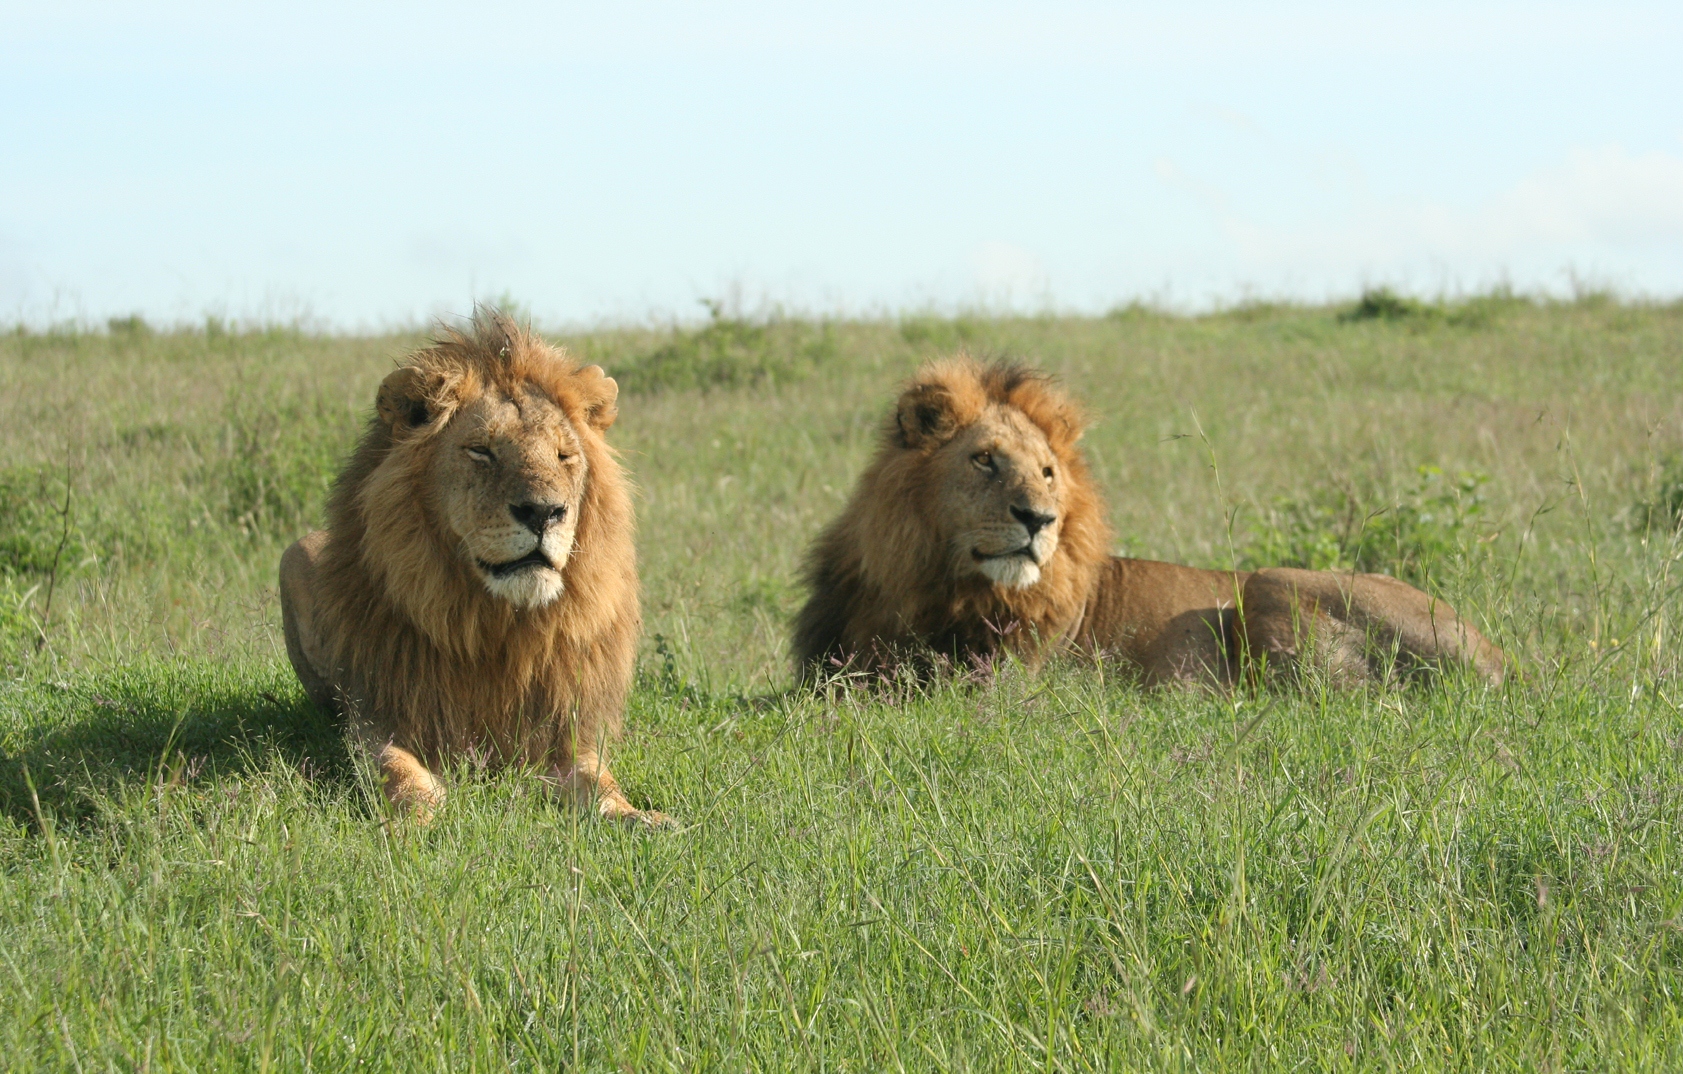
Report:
348,712,445,822
376,743,446,822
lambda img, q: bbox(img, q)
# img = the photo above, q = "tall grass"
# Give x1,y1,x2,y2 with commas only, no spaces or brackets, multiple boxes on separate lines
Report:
2,296,1682,1068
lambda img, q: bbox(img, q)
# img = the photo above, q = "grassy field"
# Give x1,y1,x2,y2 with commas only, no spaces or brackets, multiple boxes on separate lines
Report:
2,296,1682,1069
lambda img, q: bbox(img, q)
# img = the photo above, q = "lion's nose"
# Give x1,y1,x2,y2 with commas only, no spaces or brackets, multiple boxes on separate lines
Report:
510,501,567,536
1011,504,1056,537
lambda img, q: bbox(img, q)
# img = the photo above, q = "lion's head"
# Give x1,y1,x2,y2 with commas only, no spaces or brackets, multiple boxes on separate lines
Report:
328,312,635,653
370,353,611,610
795,357,1111,677
892,362,1071,589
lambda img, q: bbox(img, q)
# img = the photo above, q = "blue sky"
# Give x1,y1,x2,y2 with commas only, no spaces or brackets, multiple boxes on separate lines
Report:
3,1,1680,327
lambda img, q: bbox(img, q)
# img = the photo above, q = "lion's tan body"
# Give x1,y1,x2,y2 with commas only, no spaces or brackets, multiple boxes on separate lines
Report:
1079,558,1503,686
280,313,662,823
795,359,1505,687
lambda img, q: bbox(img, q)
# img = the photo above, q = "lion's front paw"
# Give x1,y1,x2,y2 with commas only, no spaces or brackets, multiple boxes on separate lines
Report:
386,777,445,824
596,795,677,830
380,745,446,824
625,808,678,830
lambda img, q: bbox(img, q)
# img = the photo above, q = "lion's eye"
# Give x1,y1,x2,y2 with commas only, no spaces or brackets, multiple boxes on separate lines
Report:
972,451,993,470
466,446,494,463
557,452,571,463
1043,466,1055,481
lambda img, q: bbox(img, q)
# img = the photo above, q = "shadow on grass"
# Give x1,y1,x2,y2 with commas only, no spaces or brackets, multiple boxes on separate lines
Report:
0,671,354,832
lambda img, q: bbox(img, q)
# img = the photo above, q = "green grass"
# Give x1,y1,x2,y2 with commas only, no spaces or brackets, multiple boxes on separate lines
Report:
3,297,1683,1069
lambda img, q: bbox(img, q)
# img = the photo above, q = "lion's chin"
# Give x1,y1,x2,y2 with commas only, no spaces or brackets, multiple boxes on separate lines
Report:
481,566,565,608
977,555,1042,590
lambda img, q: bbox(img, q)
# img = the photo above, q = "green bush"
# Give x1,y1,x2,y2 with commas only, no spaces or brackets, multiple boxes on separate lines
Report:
1103,300,1165,322
1240,466,1489,584
1339,286,1530,329
1441,287,1531,329
105,314,152,339
899,313,987,350
614,302,836,394
1340,287,1426,323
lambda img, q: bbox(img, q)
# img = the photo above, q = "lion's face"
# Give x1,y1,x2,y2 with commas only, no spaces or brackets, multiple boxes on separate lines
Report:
930,404,1064,589
370,351,621,613
430,385,589,608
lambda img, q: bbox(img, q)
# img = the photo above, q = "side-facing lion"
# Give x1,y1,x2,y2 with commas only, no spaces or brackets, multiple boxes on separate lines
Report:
280,312,664,823
794,358,1506,687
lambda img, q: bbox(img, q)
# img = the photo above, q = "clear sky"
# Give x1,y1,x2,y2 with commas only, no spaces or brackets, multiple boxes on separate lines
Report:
3,1,1680,328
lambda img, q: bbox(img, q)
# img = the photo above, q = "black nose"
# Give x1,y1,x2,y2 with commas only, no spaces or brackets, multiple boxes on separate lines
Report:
510,501,567,536
1011,505,1056,537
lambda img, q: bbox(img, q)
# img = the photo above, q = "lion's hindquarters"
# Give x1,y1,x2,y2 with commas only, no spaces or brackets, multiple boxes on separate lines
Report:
279,532,339,711
1237,572,1371,686
1240,568,1504,685
1354,574,1507,685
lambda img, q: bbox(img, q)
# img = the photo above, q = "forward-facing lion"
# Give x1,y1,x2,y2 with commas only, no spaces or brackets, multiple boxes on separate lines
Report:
280,312,665,824
794,358,1505,687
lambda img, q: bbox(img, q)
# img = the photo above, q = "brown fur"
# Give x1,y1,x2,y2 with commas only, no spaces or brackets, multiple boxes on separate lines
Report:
795,358,1507,688
280,311,666,823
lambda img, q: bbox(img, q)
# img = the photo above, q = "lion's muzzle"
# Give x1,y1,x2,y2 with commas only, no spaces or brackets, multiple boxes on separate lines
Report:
473,501,576,608
971,504,1060,589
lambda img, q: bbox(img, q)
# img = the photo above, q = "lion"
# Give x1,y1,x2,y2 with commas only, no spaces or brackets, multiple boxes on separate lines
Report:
280,311,666,824
794,358,1506,688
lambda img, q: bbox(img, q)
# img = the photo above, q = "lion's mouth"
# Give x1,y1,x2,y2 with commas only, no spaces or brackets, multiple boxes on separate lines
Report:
479,548,555,578
973,546,1039,565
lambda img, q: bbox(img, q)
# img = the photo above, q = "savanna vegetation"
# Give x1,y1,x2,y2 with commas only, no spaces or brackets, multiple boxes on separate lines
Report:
2,292,1681,1070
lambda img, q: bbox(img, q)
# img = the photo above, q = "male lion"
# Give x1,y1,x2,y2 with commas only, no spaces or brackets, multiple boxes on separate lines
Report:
280,312,665,823
794,358,1505,687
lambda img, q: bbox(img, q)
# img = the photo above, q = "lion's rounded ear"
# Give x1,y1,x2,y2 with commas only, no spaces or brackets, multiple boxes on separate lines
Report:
376,365,452,431
895,383,959,448
575,364,619,430
1048,405,1086,448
